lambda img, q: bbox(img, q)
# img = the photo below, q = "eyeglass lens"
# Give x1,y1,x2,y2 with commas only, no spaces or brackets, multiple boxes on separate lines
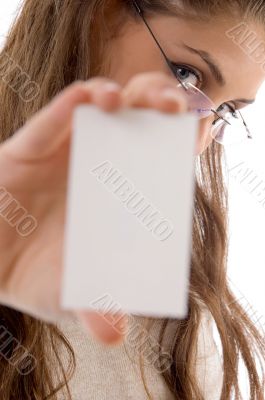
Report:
177,83,214,119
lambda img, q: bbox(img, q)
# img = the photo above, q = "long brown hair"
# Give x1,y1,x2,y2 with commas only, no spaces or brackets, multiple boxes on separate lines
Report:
0,1,264,399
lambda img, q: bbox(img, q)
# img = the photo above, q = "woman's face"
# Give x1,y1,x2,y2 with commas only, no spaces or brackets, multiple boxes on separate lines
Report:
106,13,265,154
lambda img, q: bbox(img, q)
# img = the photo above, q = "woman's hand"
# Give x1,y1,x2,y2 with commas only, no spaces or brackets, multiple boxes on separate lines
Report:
0,72,187,344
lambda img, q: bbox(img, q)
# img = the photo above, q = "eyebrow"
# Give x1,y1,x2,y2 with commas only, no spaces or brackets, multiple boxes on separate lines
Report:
181,43,256,104
181,43,226,86
234,98,255,104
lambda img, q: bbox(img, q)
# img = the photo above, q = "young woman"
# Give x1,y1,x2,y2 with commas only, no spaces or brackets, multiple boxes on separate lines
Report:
0,0,264,398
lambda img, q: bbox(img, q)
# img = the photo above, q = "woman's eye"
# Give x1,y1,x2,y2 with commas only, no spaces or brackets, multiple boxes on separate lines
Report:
171,63,201,87
216,103,237,118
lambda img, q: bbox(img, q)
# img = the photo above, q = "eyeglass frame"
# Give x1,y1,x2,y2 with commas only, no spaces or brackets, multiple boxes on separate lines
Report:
132,0,253,142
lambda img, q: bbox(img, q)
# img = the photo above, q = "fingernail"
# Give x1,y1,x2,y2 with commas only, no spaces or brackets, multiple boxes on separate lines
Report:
161,88,183,101
161,88,187,112
104,82,121,93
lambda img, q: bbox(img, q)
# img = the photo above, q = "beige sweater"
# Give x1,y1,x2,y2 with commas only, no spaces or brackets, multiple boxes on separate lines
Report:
55,307,223,400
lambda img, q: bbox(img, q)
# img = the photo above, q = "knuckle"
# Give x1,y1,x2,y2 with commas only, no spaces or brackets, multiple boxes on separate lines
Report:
85,77,120,91
85,77,111,87
160,88,188,111
125,71,176,90
67,78,120,95
69,80,87,93
61,80,88,99
122,71,188,110
60,78,121,106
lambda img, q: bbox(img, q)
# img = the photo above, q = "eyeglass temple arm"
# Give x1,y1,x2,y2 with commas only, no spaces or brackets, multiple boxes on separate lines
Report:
132,0,187,91
238,110,253,139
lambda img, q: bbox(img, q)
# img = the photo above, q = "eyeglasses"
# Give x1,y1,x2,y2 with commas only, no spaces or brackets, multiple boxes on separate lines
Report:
132,0,253,146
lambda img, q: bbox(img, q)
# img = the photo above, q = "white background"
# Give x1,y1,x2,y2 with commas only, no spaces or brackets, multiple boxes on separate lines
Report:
1,1,264,395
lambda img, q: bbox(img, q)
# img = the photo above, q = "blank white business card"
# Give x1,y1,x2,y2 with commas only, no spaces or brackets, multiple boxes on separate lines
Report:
61,105,198,318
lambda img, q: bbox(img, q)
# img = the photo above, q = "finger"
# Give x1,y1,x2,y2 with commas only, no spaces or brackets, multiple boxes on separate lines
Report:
121,71,188,113
75,310,128,345
1,79,122,160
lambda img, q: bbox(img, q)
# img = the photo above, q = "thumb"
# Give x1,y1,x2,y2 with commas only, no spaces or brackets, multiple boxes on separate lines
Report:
75,310,128,345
